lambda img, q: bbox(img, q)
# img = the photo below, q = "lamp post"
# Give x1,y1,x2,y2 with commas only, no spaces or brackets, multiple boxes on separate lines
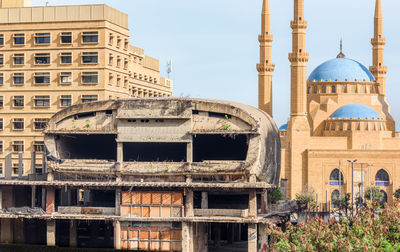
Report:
347,159,357,216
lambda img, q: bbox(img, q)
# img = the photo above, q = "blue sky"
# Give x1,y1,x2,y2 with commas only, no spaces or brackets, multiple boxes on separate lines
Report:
33,0,400,127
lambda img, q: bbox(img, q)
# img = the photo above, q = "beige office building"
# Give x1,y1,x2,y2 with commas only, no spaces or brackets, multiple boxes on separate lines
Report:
0,0,173,174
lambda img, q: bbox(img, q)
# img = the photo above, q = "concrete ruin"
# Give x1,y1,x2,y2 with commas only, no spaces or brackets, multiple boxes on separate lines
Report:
0,98,281,251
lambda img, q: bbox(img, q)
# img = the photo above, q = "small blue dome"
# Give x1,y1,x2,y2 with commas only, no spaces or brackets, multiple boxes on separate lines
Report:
279,123,288,131
330,104,381,120
308,58,375,82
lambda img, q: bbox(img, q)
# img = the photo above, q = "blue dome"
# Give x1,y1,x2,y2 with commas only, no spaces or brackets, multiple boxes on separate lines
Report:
279,123,288,131
308,58,375,82
330,104,381,120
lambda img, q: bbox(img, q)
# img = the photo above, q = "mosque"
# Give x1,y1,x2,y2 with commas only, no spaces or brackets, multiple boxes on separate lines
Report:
257,0,400,207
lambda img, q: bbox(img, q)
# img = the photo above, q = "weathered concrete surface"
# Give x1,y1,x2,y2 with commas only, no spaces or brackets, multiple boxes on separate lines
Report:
58,207,115,215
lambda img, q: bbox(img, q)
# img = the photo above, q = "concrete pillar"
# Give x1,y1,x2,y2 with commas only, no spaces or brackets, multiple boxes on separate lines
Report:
31,185,36,208
248,224,257,252
115,189,121,215
46,188,55,213
14,219,24,244
31,151,36,175
185,189,194,217
1,219,13,243
186,141,193,163
117,142,123,163
18,152,23,178
261,189,268,214
4,152,12,180
201,192,208,209
42,152,47,174
46,220,56,247
41,187,46,210
258,223,268,251
69,220,77,247
182,222,193,252
114,221,121,250
248,190,257,218
0,187,2,209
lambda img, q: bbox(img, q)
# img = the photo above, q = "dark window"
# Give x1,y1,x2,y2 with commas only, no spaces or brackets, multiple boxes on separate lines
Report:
61,52,72,64
60,32,72,44
13,73,24,85
0,96,2,107
376,169,389,182
0,73,3,85
14,33,25,45
13,119,24,130
35,53,50,64
33,141,45,152
13,96,24,107
123,142,187,162
0,34,3,45
0,118,3,130
329,169,344,181
12,141,24,152
60,72,72,84
60,95,72,107
81,95,98,103
35,33,50,44
82,32,98,43
0,141,3,152
82,52,98,64
331,86,337,93
34,96,50,107
13,54,24,65
34,118,49,130
81,72,98,84
34,73,50,84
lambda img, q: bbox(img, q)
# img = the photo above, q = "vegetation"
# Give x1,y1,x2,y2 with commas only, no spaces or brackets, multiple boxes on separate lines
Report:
295,185,315,210
394,188,400,199
268,187,283,204
221,115,232,131
264,200,400,252
365,187,384,206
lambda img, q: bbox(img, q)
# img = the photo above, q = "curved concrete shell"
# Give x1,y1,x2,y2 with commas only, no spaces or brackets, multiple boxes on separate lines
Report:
44,98,281,186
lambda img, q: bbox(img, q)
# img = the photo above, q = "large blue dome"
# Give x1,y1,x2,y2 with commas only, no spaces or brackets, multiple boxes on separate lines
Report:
330,104,381,120
279,123,288,131
308,58,375,82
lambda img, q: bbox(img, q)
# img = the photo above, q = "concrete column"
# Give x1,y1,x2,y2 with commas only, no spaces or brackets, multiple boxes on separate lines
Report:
258,223,268,251
42,152,47,174
186,141,193,163
1,219,13,243
0,187,2,209
46,188,55,213
46,220,56,247
185,189,194,217
260,189,268,214
201,192,208,209
4,152,12,180
18,152,23,178
69,220,77,247
248,224,257,252
182,222,193,252
117,142,123,163
114,221,121,250
115,189,121,215
248,190,257,218
31,151,36,175
31,185,36,208
41,187,46,210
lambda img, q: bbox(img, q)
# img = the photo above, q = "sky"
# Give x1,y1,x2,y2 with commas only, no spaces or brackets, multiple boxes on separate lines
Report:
33,0,400,127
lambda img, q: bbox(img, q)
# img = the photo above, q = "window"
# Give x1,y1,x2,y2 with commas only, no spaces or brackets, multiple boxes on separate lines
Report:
13,96,24,107
0,54,3,65
116,56,121,68
124,78,128,88
34,72,50,84
12,118,24,130
12,163,23,175
82,31,98,43
329,169,344,185
33,118,49,130
108,73,113,85
60,72,72,84
331,86,337,93
13,53,24,65
124,59,128,69
0,96,3,107
60,52,72,64
60,32,72,44
81,72,98,84
124,39,129,50
35,33,50,44
35,53,50,64
375,169,389,186
13,33,25,45
117,36,121,47
0,73,3,85
34,95,50,107
116,75,121,87
33,141,45,152
13,73,24,85
82,52,98,64
60,95,72,107
0,141,3,153
0,34,3,46
12,141,24,151
0,118,3,130
109,54,113,65
81,95,98,103
109,33,114,45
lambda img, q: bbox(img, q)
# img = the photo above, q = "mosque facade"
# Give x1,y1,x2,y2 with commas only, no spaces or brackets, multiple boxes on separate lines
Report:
258,0,400,207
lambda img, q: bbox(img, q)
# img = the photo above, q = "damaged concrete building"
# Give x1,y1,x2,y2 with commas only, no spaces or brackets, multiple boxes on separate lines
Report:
0,98,281,251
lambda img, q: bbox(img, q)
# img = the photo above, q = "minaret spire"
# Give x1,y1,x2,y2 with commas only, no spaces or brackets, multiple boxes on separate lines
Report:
288,0,309,119
257,0,275,117
337,38,346,58
370,0,387,95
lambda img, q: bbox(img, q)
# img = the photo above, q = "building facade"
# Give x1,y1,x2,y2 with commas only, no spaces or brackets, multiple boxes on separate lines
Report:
259,0,400,207
0,3,172,175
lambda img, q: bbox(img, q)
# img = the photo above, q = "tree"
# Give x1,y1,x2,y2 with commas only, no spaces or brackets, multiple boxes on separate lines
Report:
332,193,350,216
365,187,384,203
295,185,315,210
268,187,283,204
395,188,400,199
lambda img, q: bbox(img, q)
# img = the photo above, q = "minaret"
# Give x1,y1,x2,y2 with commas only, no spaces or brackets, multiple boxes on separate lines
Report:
257,0,275,117
287,0,310,199
288,0,309,121
370,0,387,95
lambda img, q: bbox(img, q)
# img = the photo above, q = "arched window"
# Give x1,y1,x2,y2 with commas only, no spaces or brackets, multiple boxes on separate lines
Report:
321,86,327,94
331,190,340,208
375,169,389,186
331,85,336,93
329,169,344,185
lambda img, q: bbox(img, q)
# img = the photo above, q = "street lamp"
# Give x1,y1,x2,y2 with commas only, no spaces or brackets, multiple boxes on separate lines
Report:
347,159,357,216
